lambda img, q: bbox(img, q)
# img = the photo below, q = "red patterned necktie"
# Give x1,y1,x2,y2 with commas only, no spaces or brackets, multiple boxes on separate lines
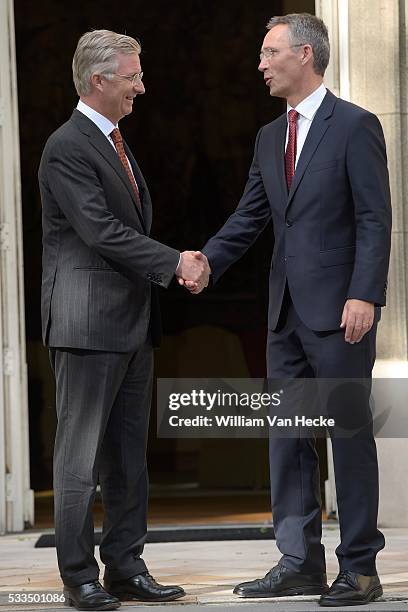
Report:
110,128,142,211
285,109,298,191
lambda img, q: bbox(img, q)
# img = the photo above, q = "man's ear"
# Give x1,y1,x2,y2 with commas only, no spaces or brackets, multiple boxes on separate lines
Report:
91,73,104,92
301,44,313,66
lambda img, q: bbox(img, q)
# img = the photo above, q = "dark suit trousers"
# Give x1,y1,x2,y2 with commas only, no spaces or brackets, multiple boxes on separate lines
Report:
266,288,385,575
49,339,153,587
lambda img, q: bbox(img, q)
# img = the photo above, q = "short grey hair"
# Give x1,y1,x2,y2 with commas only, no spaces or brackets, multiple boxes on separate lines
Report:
72,29,141,96
267,13,330,76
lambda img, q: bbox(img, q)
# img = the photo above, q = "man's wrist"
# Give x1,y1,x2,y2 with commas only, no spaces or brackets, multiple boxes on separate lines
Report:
175,253,182,276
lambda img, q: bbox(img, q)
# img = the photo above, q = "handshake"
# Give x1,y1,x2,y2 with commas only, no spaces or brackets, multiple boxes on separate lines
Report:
175,251,211,294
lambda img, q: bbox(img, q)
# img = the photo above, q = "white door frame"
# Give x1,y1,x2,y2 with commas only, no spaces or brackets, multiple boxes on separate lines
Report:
315,0,349,519
0,0,33,534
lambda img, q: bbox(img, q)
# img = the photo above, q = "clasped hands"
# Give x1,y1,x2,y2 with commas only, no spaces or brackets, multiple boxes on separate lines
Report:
176,251,210,294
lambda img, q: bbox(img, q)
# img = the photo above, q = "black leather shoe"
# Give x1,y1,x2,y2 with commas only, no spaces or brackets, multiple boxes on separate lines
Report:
233,564,329,598
63,581,120,610
319,571,383,607
104,572,185,602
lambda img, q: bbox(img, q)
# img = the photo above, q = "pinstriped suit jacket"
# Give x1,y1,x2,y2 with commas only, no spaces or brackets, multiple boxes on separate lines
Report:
39,109,179,351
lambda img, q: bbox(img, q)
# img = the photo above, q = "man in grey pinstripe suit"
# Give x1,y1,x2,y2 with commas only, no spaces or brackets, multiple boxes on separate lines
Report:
38,30,208,611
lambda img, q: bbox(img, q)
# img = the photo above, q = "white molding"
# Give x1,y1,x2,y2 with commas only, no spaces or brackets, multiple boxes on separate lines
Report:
338,0,350,101
315,0,343,519
315,0,340,96
0,0,33,533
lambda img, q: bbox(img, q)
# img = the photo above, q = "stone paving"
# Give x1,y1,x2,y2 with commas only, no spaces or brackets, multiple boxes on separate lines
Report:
0,525,407,611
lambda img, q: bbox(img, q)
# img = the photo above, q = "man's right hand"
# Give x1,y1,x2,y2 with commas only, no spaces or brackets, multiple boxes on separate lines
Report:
175,251,210,294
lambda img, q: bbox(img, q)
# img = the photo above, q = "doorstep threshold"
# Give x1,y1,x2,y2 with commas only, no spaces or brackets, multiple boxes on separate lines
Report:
34,522,275,548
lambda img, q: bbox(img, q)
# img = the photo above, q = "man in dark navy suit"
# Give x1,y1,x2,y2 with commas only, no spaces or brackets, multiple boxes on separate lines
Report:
189,13,391,608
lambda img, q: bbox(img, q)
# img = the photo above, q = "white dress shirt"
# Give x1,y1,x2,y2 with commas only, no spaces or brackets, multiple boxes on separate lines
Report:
76,100,136,180
285,83,327,168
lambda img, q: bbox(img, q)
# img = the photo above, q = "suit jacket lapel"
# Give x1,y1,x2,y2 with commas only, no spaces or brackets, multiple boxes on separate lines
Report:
123,140,152,234
273,114,288,200
286,90,337,212
88,130,147,230
71,110,146,231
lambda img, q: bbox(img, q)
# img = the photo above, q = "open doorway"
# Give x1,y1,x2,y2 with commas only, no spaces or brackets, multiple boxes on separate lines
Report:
14,0,321,530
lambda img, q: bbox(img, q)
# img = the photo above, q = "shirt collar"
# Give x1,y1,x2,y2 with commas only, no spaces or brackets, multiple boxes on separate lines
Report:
287,83,327,121
76,100,118,137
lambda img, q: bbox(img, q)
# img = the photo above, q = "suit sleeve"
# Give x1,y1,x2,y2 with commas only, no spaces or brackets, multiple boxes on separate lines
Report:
41,138,180,288
202,127,272,283
346,112,392,305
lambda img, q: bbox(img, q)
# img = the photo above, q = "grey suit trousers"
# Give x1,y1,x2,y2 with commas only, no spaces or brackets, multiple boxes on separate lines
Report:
50,339,153,587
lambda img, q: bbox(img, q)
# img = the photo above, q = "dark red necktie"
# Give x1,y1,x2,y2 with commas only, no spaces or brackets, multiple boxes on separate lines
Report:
285,109,298,191
110,128,142,211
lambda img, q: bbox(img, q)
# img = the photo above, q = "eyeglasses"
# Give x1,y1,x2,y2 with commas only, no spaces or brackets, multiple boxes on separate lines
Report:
259,44,305,61
113,71,144,85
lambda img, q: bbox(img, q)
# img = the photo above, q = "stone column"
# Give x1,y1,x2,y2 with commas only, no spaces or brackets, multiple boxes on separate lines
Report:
0,0,33,533
316,0,408,526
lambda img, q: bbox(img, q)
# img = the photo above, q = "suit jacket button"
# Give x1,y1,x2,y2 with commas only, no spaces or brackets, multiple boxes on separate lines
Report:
286,219,293,227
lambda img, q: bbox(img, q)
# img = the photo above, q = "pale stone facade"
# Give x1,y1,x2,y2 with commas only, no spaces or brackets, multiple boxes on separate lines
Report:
316,0,408,527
